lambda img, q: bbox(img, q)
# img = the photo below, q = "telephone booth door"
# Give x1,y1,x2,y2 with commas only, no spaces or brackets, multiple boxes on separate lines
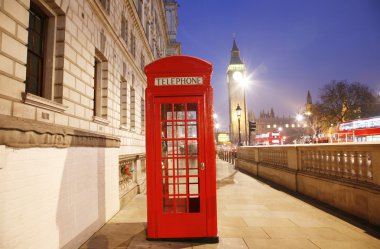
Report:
156,97,207,237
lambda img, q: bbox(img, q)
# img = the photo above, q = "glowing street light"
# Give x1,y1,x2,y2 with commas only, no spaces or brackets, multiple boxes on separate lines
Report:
296,114,304,122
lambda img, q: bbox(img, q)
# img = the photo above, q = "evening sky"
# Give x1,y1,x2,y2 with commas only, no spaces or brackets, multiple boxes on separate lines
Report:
177,0,380,131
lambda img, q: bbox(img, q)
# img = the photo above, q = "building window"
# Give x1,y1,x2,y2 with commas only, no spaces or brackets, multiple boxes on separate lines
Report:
26,7,45,97
145,20,150,41
121,16,128,45
267,124,271,129
23,1,68,112
130,74,136,130
273,124,277,128
99,0,110,14
93,50,108,120
130,33,136,57
140,53,145,71
137,0,143,20
291,124,295,128
120,77,128,127
285,124,289,128
141,95,145,133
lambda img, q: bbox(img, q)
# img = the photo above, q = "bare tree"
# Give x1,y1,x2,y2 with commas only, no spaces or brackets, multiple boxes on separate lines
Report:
314,80,378,131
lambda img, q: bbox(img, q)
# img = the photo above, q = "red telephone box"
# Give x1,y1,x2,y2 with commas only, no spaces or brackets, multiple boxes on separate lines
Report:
145,56,218,242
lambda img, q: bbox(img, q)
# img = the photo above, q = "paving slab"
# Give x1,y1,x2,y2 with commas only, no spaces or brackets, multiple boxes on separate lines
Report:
80,158,380,249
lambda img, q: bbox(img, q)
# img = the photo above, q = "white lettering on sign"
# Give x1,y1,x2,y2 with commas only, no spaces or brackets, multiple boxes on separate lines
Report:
154,77,203,86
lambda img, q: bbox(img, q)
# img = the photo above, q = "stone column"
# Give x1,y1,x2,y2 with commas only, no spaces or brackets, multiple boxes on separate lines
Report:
372,149,380,186
287,146,299,170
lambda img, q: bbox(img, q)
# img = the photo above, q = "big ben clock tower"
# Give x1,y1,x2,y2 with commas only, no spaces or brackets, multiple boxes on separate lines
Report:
227,38,248,145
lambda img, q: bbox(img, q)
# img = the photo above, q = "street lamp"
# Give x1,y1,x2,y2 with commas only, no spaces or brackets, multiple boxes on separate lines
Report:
215,123,220,143
233,71,248,145
213,113,219,143
236,104,242,146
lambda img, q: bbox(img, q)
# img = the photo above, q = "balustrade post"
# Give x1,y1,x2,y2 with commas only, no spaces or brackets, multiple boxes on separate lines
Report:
254,147,259,163
372,151,380,186
287,146,299,170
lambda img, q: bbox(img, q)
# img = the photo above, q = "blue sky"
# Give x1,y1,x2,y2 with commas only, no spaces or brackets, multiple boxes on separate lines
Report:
176,0,380,131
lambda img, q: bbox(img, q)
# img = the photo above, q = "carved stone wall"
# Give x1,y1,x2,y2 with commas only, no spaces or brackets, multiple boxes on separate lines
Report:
0,0,179,248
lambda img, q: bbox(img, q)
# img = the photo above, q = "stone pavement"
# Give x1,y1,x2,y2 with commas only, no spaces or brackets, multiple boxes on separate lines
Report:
80,158,380,249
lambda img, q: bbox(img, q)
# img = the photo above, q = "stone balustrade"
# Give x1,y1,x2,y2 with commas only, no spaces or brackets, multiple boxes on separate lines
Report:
230,143,380,225
299,146,373,183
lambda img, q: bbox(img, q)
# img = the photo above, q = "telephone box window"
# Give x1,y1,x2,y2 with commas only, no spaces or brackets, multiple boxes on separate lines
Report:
160,102,200,214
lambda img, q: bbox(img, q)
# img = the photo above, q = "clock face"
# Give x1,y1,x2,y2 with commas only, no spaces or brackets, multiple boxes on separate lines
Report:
232,71,243,82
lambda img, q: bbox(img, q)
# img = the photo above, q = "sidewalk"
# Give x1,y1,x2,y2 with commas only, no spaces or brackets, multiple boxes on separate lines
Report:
80,158,380,249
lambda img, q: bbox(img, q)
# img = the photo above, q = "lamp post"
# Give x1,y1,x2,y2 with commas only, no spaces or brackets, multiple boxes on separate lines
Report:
296,113,305,144
233,71,248,145
242,83,247,145
215,123,220,144
236,104,242,146
213,113,219,144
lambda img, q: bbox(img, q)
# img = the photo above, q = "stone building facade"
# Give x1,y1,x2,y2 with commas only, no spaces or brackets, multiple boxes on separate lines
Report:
0,0,179,248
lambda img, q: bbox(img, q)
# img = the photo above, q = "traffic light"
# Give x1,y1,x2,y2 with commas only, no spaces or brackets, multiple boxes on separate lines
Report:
249,121,256,132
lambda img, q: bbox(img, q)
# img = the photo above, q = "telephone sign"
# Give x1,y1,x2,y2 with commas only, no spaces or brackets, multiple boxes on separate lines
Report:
154,77,203,86
145,56,218,242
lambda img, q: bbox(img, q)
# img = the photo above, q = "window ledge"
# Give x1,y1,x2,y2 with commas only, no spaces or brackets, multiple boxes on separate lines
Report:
93,116,110,125
22,92,68,113
120,125,131,131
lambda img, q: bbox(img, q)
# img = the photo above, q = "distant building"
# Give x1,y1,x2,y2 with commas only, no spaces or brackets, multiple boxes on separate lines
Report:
0,0,179,248
255,91,315,144
255,110,309,144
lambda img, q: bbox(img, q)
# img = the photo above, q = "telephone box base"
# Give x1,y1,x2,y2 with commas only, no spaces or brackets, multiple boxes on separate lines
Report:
146,236,219,244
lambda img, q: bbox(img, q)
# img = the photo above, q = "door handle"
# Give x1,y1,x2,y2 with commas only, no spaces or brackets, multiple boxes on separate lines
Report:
201,162,205,170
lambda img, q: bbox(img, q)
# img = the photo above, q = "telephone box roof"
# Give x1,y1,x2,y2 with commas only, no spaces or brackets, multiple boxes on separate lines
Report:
145,55,212,75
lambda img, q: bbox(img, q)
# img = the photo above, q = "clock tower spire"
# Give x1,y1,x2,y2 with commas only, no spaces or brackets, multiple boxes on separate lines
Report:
230,38,243,65
227,38,248,145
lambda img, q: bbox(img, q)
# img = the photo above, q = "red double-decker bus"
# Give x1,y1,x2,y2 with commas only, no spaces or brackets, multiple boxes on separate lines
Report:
255,131,282,145
335,116,380,142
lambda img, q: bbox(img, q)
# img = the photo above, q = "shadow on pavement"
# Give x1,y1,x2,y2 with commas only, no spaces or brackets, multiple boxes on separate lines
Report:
81,222,205,248
216,170,238,189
